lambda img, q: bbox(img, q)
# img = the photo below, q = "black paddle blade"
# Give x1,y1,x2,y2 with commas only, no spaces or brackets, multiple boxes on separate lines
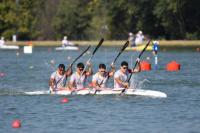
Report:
122,40,129,51
138,39,151,58
113,41,129,64
71,45,91,67
127,40,151,83
92,38,104,55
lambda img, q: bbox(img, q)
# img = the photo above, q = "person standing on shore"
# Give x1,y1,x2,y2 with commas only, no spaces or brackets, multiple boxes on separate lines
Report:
114,61,141,89
49,64,72,92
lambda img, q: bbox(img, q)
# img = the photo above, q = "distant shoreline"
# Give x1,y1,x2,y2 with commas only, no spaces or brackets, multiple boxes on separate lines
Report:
6,40,200,48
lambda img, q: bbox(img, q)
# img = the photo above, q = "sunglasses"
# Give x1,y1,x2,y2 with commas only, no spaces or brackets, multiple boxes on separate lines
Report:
59,69,65,72
78,67,84,71
122,66,128,69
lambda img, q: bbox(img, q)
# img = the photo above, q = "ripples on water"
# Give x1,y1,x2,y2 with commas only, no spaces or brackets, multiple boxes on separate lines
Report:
0,47,200,133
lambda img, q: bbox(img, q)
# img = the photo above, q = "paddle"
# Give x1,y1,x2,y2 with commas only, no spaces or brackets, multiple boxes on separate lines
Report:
67,45,91,70
87,38,104,63
113,40,129,65
121,40,151,94
97,40,129,87
78,38,104,81
92,41,129,94
63,45,91,86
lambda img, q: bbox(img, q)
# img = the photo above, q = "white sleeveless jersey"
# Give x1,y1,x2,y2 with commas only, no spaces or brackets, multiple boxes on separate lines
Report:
62,39,69,46
70,72,86,89
0,39,5,46
92,72,108,88
114,70,129,88
50,71,66,89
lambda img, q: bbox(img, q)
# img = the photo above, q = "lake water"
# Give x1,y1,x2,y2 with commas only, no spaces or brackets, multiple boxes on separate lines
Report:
0,46,200,133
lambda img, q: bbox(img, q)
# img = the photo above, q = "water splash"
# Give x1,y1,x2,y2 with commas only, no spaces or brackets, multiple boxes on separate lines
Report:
130,78,151,89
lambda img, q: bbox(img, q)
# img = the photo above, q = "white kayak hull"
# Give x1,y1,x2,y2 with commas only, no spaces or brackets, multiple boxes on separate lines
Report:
0,45,19,50
25,88,167,98
55,46,79,51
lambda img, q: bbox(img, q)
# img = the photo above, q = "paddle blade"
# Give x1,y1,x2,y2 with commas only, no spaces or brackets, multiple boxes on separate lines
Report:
127,40,151,83
92,38,104,55
71,45,91,67
121,40,129,51
138,39,151,58
113,41,129,64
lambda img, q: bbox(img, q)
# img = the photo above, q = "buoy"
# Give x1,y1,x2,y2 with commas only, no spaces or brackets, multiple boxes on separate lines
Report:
60,97,69,103
166,61,180,71
12,120,21,128
140,61,151,71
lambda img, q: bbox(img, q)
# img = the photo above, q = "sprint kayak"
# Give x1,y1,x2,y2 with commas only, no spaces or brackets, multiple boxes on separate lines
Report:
25,88,167,98
0,45,19,50
55,46,79,51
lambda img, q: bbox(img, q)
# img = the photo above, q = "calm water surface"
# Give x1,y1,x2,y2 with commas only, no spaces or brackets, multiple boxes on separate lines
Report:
0,46,200,133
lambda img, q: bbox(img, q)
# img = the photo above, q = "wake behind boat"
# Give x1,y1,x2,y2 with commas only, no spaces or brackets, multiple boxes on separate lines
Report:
55,45,79,51
25,88,167,98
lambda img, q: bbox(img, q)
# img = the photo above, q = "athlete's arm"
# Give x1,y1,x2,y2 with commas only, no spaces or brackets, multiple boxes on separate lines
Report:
115,77,129,88
85,62,93,76
49,78,55,91
108,64,115,77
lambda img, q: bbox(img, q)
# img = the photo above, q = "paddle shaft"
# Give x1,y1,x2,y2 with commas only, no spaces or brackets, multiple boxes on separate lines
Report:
98,41,129,87
120,40,151,94
67,45,91,70
127,40,151,82
79,38,104,79
63,45,91,86
113,41,129,64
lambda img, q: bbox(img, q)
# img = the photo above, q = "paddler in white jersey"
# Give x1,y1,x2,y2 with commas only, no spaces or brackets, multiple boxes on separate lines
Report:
62,36,69,47
49,64,72,92
0,37,5,47
92,63,115,90
68,62,93,91
114,60,141,89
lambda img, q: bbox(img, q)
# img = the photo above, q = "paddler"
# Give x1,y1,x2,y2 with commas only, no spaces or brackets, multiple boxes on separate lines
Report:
68,62,93,91
114,60,141,89
49,64,72,92
62,36,69,47
92,63,115,90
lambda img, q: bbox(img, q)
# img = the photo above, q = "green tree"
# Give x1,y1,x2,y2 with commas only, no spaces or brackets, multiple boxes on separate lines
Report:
0,0,17,39
17,0,40,40
53,0,91,40
87,0,110,39
153,0,187,39
0,0,40,40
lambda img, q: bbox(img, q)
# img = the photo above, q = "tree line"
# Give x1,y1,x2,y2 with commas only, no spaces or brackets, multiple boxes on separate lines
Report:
0,0,200,40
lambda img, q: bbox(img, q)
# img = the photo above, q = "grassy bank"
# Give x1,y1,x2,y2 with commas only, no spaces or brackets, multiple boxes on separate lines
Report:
7,40,200,48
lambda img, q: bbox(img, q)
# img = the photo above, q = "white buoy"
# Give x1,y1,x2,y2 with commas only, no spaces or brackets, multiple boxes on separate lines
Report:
24,46,32,54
